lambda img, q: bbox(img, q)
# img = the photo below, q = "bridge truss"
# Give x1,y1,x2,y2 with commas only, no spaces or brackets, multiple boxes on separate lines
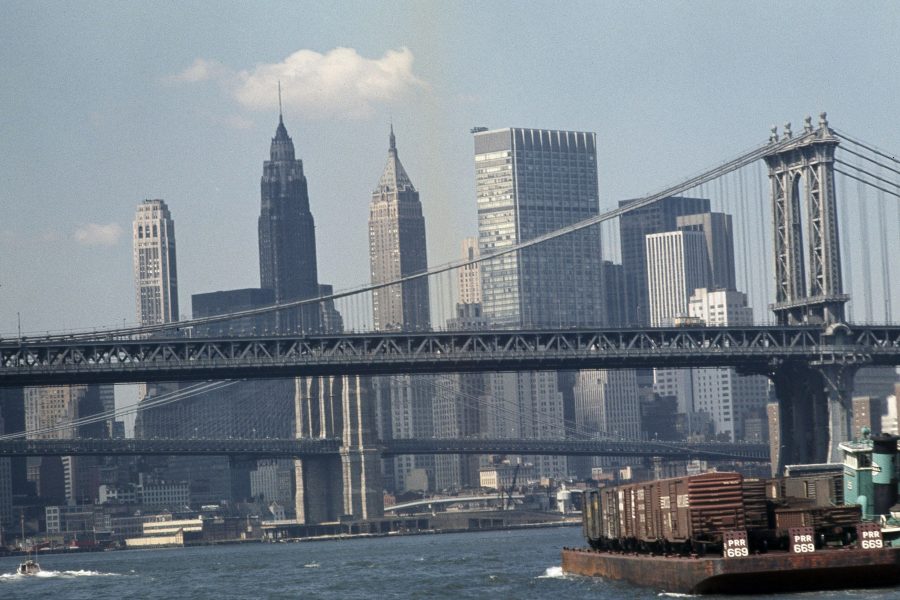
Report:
1,324,897,386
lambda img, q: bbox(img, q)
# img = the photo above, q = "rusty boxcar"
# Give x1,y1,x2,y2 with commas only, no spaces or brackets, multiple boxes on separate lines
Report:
582,471,861,555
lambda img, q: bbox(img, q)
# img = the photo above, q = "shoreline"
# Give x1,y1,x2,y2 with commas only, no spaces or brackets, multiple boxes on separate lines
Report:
1,517,580,556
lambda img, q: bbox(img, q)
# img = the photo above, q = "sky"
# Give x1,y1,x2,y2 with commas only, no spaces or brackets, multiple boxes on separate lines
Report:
1,1,899,338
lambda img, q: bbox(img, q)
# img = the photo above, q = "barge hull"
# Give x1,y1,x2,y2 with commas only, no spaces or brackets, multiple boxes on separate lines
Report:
562,547,900,594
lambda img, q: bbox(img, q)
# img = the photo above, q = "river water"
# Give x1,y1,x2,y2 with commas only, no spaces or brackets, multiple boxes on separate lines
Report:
1,526,898,599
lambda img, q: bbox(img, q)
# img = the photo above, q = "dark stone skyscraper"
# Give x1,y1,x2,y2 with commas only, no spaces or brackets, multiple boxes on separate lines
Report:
258,112,320,333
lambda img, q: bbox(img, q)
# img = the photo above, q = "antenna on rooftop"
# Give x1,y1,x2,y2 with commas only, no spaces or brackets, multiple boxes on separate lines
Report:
278,80,283,122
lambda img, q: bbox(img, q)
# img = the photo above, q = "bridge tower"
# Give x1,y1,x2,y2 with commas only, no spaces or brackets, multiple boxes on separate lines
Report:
764,113,847,326
294,375,383,524
763,114,862,467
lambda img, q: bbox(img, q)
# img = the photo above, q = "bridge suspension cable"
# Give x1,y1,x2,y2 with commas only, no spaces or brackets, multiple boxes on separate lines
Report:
21,131,819,342
0,380,238,441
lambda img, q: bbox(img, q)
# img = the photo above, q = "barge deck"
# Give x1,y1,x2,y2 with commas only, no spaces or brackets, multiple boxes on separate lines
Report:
562,546,900,594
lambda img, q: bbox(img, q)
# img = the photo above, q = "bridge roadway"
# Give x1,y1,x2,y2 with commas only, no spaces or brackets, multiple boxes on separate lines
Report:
1,324,898,385
0,437,769,461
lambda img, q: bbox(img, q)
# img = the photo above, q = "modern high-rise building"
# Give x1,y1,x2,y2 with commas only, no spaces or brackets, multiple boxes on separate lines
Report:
457,237,482,306
433,238,488,491
688,288,769,441
572,369,641,476
645,230,709,327
474,127,606,479
0,412,11,531
619,197,711,326
133,199,179,325
0,387,27,518
646,230,710,418
24,385,101,503
258,111,320,333
368,126,434,492
676,212,737,292
475,128,604,328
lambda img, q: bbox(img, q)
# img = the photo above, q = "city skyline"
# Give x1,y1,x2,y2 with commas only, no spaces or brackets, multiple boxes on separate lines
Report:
2,3,899,337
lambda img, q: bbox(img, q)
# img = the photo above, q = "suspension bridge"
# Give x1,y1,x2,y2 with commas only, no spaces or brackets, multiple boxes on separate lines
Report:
1,114,898,523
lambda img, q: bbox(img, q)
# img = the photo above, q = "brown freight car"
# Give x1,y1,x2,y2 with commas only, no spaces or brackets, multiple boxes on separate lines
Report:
588,472,747,553
582,471,864,556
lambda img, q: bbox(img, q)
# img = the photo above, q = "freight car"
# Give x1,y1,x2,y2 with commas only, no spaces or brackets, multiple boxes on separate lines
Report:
582,471,861,555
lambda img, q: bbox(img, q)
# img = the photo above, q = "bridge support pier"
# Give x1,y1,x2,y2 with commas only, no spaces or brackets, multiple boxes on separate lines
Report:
294,375,383,524
769,359,861,473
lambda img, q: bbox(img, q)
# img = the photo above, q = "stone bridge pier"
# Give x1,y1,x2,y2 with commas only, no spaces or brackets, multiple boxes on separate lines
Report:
766,330,869,473
294,375,383,523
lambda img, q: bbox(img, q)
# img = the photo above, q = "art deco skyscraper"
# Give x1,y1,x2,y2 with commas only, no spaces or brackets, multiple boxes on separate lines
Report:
258,112,320,333
369,126,433,492
133,199,179,325
369,125,430,331
133,199,179,441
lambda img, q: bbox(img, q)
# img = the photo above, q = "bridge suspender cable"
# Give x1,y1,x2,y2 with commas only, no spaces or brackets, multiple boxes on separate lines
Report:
19,131,821,342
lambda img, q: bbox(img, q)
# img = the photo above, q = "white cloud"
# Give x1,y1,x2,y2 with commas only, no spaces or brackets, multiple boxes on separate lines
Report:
166,58,229,83
168,47,425,120
73,223,123,246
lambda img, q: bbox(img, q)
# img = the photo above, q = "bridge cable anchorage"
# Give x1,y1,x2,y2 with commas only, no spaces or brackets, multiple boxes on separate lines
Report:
15,131,819,342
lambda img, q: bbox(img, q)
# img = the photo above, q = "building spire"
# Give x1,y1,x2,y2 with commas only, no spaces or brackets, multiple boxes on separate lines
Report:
278,80,283,124
389,121,396,152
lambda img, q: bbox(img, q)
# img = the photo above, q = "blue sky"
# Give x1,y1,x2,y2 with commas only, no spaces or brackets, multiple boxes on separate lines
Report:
1,2,899,336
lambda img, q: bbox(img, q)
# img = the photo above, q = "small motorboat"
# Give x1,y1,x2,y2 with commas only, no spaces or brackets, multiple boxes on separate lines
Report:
17,558,41,575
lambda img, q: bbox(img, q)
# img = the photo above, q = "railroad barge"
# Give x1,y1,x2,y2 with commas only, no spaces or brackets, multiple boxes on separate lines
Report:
562,546,900,594
562,435,900,594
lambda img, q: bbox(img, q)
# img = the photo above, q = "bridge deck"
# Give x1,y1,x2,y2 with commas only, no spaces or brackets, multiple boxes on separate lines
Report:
1,325,897,385
0,438,769,461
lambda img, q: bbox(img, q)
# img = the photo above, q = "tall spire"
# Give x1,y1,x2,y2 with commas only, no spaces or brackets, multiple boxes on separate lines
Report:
375,124,414,194
278,80,283,124
270,82,293,160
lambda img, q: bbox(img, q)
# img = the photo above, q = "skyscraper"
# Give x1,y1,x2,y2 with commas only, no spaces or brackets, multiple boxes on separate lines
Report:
133,199,179,325
0,411,12,531
475,128,604,328
258,111,320,333
645,230,710,327
133,199,180,441
619,196,711,326
369,125,430,331
474,127,606,479
646,230,709,419
368,126,433,492
688,288,769,441
676,212,737,292
433,238,488,490
572,369,641,475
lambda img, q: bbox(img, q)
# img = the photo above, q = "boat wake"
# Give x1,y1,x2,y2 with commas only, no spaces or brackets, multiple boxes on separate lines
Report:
1,569,118,580
537,565,566,579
